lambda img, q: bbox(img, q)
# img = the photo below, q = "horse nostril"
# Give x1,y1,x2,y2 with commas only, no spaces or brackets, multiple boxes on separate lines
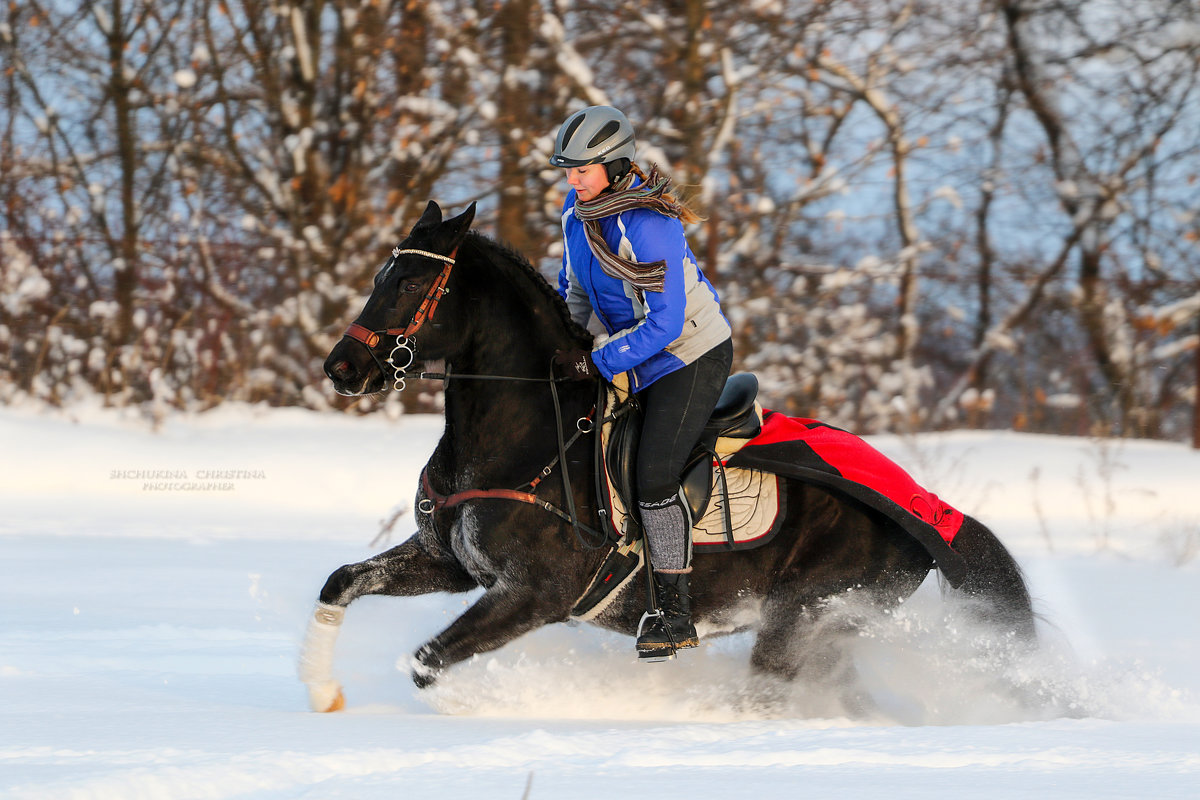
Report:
329,360,353,380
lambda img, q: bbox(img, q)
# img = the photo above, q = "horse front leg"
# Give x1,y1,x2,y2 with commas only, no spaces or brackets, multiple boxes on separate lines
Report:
299,533,477,712
411,581,568,688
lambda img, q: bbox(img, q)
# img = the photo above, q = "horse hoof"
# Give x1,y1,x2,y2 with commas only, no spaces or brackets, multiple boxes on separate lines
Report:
412,669,438,689
306,680,345,712
411,644,444,688
324,689,346,712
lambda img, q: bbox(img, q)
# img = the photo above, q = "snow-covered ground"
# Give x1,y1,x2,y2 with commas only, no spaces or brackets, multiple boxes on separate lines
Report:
2,402,1198,799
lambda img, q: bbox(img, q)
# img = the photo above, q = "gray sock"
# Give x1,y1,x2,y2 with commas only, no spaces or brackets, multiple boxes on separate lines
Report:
639,492,691,572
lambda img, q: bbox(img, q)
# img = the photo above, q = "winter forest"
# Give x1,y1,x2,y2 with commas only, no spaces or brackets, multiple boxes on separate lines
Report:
3,0,1199,441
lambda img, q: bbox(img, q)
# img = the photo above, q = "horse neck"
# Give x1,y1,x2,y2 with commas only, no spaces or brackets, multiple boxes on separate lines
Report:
438,252,594,476
454,248,578,381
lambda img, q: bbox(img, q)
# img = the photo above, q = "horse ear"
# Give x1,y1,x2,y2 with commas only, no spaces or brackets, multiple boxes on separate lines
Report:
440,202,476,250
413,200,442,231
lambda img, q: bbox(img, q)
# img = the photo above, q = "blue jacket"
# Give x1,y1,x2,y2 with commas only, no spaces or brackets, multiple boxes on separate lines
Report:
558,188,730,392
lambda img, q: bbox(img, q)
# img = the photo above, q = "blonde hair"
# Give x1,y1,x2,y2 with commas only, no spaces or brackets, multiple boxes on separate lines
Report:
630,162,705,224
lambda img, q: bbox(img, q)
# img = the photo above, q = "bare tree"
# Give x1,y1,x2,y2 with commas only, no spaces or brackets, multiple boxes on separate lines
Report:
3,0,1197,442
986,0,1200,436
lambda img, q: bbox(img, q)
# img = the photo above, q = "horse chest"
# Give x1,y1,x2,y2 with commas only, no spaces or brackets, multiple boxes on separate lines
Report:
449,507,496,579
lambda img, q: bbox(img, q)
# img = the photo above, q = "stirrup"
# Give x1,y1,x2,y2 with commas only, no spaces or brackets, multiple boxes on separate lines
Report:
635,610,677,662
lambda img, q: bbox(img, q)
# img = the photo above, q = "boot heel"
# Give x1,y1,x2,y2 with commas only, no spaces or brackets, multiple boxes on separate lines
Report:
635,610,678,661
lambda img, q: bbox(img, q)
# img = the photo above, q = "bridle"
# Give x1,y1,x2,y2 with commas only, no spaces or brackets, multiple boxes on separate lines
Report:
340,246,457,391
334,243,613,550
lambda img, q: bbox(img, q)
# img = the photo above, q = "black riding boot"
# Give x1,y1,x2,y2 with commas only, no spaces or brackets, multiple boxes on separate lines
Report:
636,571,699,659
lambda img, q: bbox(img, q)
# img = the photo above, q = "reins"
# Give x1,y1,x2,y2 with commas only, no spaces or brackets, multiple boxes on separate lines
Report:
337,244,615,550
418,362,612,551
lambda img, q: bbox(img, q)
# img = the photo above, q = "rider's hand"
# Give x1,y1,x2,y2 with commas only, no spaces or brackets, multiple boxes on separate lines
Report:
554,348,598,381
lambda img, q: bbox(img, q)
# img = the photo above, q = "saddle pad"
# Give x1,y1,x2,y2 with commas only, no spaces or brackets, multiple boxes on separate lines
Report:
691,467,783,549
602,462,782,549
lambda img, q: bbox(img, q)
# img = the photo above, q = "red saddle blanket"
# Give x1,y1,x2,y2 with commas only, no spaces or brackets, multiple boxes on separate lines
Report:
726,410,967,584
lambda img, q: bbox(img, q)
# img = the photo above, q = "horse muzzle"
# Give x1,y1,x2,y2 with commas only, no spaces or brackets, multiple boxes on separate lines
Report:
323,340,385,396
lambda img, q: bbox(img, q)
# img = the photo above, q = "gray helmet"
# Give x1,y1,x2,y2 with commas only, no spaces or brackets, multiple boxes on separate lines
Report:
549,105,636,168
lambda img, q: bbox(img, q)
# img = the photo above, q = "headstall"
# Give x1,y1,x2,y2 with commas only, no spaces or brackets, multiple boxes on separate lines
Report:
341,246,458,391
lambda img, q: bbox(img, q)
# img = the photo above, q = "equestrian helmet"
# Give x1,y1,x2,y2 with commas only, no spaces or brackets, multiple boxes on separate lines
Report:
549,106,636,168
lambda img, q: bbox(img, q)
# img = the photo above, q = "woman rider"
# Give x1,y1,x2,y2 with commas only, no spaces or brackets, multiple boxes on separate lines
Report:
549,105,734,659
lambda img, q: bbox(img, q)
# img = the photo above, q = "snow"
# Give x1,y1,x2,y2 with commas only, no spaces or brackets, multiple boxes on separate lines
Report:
2,402,1198,798
173,69,198,90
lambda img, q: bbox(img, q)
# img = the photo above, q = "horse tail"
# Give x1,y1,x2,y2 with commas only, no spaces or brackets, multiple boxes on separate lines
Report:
949,515,1037,644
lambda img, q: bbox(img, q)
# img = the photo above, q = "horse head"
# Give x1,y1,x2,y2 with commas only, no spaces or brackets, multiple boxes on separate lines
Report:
324,201,476,396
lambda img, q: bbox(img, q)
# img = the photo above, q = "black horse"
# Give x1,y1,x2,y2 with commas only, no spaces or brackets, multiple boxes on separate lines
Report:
299,201,1035,713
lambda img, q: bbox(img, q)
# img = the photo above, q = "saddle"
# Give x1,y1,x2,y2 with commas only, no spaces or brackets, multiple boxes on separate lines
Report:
604,372,763,524
571,373,784,620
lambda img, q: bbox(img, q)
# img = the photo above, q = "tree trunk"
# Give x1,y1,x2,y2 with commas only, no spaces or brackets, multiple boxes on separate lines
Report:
495,0,538,257
1194,329,1200,449
108,0,140,346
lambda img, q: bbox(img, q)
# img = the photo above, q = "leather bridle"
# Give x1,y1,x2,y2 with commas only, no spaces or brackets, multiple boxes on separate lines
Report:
339,246,458,391
333,243,613,550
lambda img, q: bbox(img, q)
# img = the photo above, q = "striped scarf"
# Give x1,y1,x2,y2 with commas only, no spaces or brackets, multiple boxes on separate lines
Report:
572,167,684,293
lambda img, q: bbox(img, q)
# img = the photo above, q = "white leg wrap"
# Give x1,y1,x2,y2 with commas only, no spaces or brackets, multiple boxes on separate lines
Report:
298,603,345,711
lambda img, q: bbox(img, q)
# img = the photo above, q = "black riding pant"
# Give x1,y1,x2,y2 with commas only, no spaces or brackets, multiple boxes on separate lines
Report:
636,337,734,507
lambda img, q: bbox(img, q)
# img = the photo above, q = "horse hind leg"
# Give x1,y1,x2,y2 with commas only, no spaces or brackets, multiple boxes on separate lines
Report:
748,553,931,718
746,587,872,717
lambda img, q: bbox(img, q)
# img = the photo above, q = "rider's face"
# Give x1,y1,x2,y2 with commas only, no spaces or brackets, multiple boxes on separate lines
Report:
565,164,610,202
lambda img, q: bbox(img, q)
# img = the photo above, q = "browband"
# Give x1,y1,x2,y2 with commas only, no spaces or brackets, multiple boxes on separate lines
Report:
394,247,455,264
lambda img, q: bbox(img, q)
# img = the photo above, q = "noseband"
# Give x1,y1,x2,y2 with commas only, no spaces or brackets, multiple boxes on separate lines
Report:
341,247,457,391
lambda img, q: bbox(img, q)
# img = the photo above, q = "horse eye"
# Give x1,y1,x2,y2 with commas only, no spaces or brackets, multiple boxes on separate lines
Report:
402,281,422,294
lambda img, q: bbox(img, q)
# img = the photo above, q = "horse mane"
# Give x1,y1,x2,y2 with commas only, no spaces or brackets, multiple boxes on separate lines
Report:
462,231,594,347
